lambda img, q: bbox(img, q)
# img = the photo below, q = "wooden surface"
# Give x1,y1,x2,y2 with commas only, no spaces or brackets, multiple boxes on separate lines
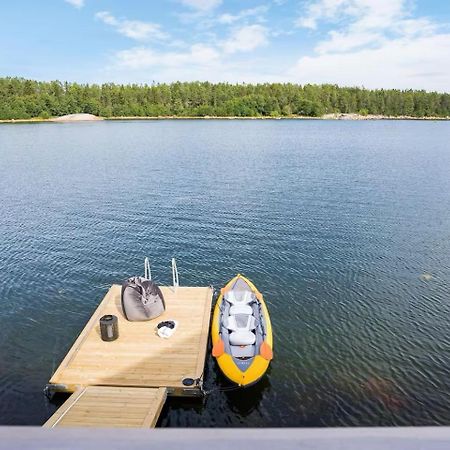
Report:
49,285,213,393
43,386,167,428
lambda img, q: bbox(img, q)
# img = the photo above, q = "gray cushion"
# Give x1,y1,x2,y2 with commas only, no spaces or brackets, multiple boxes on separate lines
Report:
226,314,256,331
229,330,256,346
231,345,255,358
229,304,253,315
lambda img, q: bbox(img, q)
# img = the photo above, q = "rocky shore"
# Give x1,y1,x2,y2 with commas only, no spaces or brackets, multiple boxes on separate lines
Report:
1,114,449,124
50,113,104,122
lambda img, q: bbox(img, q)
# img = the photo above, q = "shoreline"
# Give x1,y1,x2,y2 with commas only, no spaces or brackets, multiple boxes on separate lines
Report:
1,114,449,124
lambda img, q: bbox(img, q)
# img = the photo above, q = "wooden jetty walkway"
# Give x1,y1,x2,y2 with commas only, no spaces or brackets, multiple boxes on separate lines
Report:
43,386,167,428
44,283,213,428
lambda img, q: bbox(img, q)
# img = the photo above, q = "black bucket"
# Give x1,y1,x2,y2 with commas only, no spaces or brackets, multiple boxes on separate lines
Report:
100,314,119,342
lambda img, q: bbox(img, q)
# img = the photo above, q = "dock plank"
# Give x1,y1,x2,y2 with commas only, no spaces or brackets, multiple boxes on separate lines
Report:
44,386,167,428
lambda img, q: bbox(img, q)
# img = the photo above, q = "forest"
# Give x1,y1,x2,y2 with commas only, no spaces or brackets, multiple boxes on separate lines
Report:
1,77,449,120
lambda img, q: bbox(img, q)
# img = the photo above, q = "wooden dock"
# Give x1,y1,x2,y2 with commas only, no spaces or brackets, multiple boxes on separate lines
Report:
45,284,213,428
43,386,167,428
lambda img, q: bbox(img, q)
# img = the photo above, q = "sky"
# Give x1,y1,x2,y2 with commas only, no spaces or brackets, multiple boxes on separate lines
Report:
1,0,450,91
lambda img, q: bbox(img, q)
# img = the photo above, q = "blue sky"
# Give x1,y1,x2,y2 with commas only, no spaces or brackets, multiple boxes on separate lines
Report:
1,0,450,91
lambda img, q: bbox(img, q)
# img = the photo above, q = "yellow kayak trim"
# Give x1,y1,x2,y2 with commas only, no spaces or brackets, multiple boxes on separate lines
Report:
211,274,273,386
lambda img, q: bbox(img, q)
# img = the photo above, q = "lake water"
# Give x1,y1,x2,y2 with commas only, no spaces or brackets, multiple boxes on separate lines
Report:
0,119,449,427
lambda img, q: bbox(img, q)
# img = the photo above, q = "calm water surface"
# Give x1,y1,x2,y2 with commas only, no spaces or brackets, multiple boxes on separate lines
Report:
0,119,449,427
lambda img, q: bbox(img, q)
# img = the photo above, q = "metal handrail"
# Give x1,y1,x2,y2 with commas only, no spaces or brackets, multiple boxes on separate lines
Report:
144,257,152,280
172,258,179,289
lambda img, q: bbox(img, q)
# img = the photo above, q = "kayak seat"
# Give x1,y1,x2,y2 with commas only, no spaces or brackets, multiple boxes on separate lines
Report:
230,330,256,346
231,344,255,358
226,314,256,331
229,304,253,315
225,290,254,305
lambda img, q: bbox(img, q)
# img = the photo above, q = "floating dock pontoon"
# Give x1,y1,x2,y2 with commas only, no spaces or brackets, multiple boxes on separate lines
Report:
45,263,213,428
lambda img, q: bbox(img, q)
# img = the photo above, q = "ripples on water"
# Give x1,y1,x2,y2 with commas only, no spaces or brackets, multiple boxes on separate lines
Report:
0,119,449,426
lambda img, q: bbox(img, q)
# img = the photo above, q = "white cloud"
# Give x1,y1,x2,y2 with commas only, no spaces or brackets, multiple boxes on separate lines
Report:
105,45,282,84
316,30,385,53
116,44,220,70
95,11,168,41
96,11,116,25
288,0,450,90
296,0,405,30
109,22,271,83
290,34,450,91
296,0,435,52
93,0,449,91
179,0,222,12
221,25,269,53
104,7,271,82
218,6,269,25
65,0,84,9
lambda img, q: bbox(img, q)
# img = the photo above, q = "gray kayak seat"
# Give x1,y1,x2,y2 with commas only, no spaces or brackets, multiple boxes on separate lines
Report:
229,304,252,315
230,330,256,346
231,343,255,358
121,277,165,321
225,290,255,305
224,287,258,353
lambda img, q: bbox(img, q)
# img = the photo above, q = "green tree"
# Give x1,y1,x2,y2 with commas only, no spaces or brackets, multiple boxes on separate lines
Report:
0,77,449,120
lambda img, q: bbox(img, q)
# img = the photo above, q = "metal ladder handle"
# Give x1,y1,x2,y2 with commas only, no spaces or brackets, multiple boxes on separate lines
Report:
172,258,179,289
144,257,152,280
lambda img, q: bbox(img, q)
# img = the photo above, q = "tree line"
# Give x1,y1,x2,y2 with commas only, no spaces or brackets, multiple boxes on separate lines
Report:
1,77,449,120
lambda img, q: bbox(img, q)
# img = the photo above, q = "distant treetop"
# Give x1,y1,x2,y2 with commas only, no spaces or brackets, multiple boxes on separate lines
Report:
0,77,449,120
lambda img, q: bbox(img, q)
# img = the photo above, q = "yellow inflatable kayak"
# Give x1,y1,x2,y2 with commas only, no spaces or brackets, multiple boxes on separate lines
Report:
211,274,273,386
